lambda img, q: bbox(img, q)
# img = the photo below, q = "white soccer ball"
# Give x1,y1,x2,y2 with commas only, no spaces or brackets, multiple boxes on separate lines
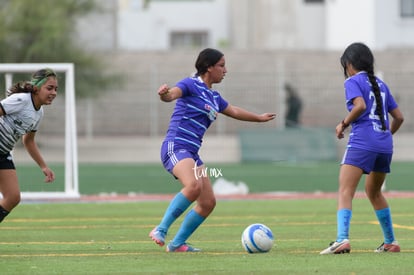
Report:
241,223,274,253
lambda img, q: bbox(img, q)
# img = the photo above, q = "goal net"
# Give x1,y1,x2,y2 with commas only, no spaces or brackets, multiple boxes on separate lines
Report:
0,63,79,200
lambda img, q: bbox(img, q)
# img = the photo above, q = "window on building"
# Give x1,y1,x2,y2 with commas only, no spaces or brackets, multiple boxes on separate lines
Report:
170,31,209,49
304,0,324,3
401,0,414,17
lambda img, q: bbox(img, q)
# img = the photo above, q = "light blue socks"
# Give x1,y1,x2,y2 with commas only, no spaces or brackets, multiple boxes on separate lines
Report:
375,207,395,244
336,207,395,244
171,209,205,246
157,192,192,233
336,208,352,242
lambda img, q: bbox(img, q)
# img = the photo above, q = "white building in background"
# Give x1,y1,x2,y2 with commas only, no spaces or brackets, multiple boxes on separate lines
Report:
326,0,414,50
77,0,414,51
117,0,229,50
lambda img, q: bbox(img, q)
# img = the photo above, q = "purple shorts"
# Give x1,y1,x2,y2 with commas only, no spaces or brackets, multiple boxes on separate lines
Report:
341,147,392,174
160,140,204,175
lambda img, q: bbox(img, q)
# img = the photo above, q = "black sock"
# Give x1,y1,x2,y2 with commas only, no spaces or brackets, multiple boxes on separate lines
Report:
0,205,10,223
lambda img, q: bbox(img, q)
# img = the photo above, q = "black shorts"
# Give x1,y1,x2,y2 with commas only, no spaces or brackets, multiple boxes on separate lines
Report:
0,153,15,170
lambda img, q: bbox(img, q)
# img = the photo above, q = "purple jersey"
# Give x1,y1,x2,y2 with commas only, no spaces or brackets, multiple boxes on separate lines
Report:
344,72,398,153
164,76,229,152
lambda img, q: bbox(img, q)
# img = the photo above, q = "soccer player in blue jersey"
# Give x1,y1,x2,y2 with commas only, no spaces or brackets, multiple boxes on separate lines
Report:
0,68,57,223
149,48,276,252
320,43,404,254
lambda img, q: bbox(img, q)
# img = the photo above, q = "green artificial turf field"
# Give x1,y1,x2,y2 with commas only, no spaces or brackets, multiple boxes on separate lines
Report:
3,161,412,274
0,199,413,274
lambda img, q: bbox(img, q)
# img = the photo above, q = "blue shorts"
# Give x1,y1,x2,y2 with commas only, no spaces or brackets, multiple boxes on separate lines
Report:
160,141,204,176
341,147,392,174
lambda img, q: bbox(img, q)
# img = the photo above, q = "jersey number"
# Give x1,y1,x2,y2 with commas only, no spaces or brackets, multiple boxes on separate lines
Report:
368,91,387,131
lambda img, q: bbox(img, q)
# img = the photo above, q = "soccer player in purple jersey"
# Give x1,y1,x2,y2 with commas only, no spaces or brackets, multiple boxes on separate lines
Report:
149,48,276,252
320,43,404,255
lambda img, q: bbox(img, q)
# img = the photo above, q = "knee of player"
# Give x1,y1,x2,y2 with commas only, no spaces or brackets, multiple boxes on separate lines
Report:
196,197,216,216
365,188,382,200
6,192,21,210
205,197,216,210
183,181,203,197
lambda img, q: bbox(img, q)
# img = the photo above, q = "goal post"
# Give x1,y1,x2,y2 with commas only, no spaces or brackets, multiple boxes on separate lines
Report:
0,63,79,199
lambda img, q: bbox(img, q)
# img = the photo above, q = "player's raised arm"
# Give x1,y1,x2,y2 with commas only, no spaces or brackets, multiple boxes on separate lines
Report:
158,84,182,102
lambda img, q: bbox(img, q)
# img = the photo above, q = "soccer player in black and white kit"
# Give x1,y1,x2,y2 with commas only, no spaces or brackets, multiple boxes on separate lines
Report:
0,68,58,223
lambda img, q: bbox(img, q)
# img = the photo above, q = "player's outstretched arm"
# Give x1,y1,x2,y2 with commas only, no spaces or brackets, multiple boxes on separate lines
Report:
222,105,276,122
158,84,182,102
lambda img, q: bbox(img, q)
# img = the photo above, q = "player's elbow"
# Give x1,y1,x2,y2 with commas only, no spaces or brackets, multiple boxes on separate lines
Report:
395,116,404,126
21,135,33,148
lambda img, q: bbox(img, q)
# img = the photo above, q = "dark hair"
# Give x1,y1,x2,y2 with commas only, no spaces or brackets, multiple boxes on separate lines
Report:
195,48,224,76
7,68,57,96
340,42,386,131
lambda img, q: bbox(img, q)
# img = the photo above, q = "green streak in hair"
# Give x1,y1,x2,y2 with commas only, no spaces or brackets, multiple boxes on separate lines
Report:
30,68,56,88
31,77,48,88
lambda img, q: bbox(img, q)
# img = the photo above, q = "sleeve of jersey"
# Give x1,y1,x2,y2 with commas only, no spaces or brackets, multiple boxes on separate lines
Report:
176,78,191,97
385,87,398,111
217,95,229,112
32,111,44,132
344,78,362,101
0,94,26,115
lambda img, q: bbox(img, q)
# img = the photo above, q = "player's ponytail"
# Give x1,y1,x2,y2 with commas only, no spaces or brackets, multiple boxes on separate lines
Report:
367,71,386,131
6,82,34,96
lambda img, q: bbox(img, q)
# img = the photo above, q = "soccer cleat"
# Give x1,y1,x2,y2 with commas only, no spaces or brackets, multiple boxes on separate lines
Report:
375,241,400,253
149,227,166,247
166,243,201,252
320,239,351,255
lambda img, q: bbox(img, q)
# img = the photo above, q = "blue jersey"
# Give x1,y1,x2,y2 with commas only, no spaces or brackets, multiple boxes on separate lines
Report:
164,76,229,152
344,72,398,153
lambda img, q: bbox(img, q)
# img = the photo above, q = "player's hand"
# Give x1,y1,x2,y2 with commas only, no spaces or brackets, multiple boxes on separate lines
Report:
335,122,345,139
42,167,55,183
158,84,170,96
259,113,276,122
